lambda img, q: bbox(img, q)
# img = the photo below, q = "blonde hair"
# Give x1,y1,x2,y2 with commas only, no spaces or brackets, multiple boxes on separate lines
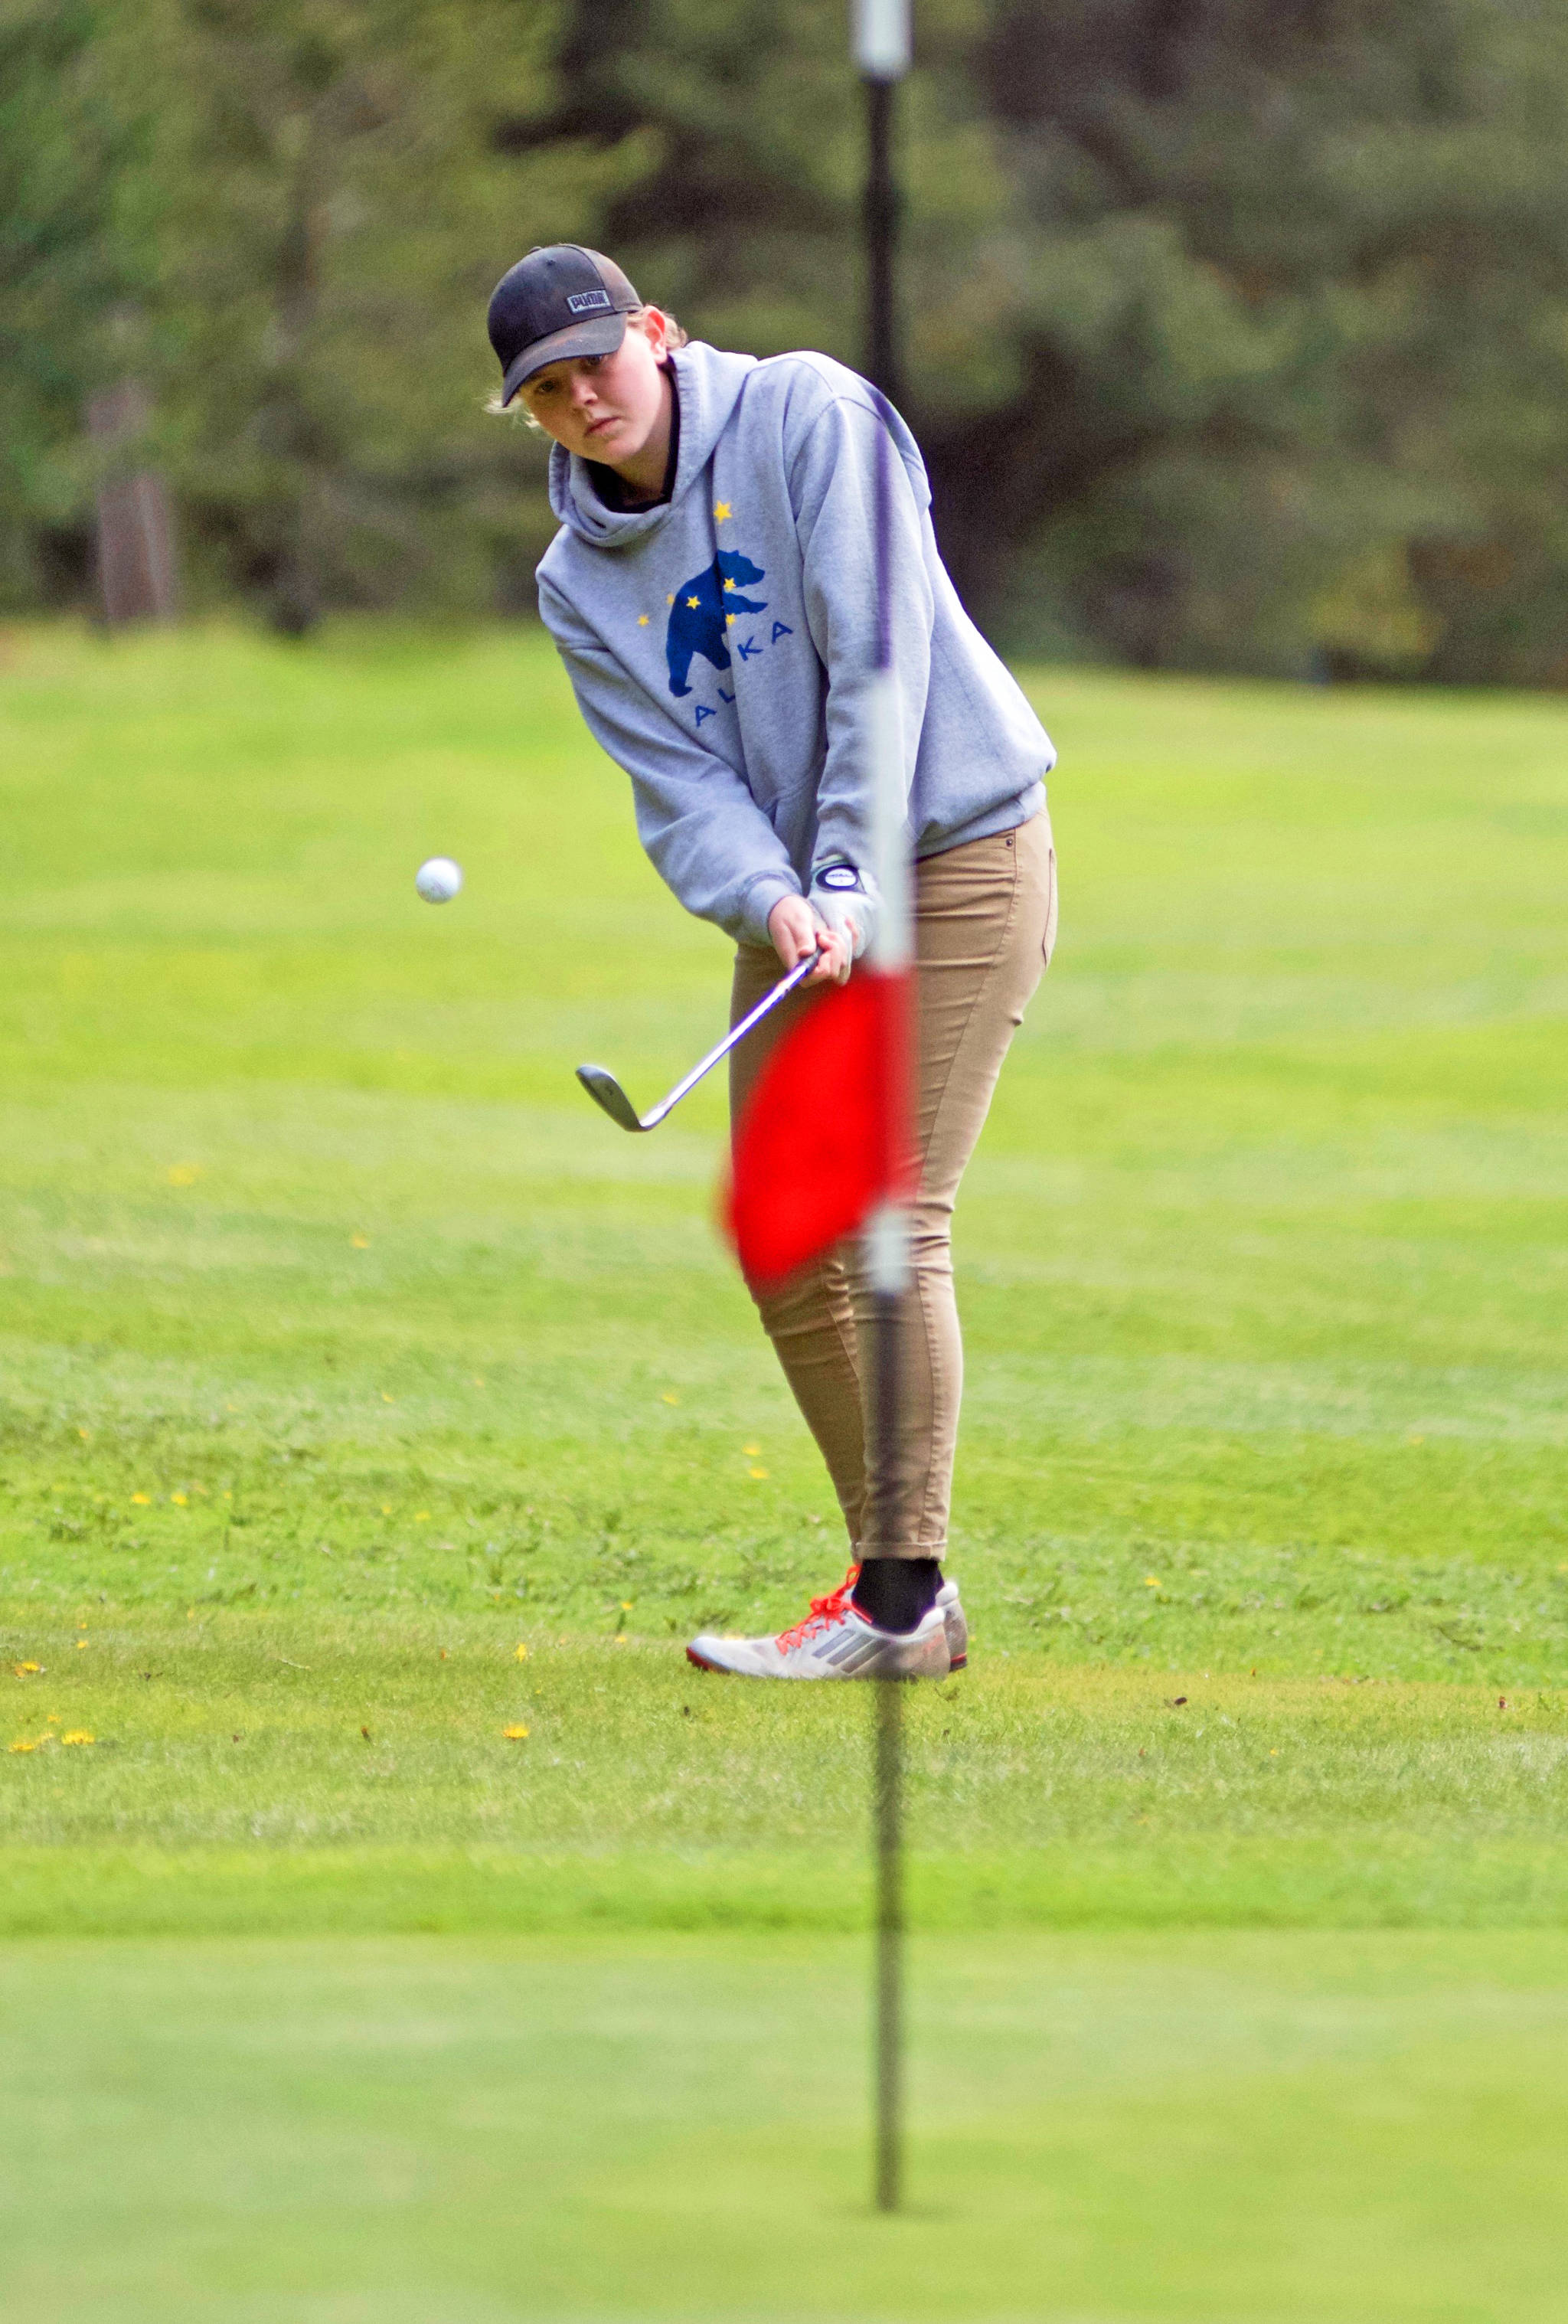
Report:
487,308,688,423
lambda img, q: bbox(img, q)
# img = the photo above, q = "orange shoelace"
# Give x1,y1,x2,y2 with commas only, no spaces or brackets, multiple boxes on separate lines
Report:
776,1564,862,1652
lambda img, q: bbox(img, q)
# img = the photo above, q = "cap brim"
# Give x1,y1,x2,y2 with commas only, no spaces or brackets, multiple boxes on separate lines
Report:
500,312,629,404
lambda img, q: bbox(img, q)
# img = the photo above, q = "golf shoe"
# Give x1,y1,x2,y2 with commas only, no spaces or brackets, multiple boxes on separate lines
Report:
686,1566,966,1680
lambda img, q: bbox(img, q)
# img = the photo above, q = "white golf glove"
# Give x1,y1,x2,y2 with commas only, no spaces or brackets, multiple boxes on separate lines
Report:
808,861,880,960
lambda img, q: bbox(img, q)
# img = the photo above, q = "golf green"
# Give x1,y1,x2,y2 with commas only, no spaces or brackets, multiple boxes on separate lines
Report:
1,621,1565,2312
6,1931,1568,2321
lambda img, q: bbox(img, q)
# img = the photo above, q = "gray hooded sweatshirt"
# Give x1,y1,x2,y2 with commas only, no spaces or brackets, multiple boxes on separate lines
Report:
536,341,1054,948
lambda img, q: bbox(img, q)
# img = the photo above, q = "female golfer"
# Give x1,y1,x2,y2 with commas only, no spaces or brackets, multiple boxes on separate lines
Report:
488,244,1057,1678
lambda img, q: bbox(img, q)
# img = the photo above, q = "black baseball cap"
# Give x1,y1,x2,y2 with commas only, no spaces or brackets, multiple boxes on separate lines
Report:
487,244,642,407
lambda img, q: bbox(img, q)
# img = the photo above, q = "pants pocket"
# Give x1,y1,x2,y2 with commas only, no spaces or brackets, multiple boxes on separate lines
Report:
1042,845,1059,968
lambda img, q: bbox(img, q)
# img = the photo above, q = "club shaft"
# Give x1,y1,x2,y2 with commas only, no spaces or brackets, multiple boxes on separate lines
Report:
639,946,820,1127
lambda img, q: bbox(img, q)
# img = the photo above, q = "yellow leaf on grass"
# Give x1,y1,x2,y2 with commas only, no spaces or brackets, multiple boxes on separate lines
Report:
62,1731,94,1747
14,1662,41,1676
8,1738,39,1754
131,1493,151,1505
502,1724,529,1741
514,1644,529,1662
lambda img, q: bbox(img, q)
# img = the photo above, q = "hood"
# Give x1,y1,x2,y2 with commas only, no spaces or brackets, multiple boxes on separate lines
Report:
547,341,758,549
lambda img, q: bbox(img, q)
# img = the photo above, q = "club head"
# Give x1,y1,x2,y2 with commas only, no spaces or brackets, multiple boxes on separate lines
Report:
576,1064,650,1133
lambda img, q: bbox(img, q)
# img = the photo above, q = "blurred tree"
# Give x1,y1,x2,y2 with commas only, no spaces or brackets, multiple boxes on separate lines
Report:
514,0,1568,680
0,0,141,607
132,0,644,628
957,0,1568,677
2,0,1566,677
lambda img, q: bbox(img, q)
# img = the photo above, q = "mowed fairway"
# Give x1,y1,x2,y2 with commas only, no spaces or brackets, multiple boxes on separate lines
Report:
2,622,1566,2318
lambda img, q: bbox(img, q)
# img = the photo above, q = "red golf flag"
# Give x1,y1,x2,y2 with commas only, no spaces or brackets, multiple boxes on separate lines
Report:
724,966,913,1291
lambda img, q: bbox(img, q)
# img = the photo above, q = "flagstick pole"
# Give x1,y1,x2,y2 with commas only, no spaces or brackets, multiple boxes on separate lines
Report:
855,0,913,2220
862,551,911,2218
872,1632,904,2211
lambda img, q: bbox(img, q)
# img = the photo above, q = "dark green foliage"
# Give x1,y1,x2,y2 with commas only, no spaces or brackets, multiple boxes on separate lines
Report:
544,0,1568,678
2,0,1567,672
953,0,1568,677
0,0,141,606
134,0,632,629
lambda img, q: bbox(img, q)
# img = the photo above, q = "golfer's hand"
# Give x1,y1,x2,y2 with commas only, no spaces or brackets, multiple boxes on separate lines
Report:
767,894,852,985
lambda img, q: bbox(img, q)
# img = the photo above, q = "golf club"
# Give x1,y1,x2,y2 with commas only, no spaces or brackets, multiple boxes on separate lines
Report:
577,946,824,1133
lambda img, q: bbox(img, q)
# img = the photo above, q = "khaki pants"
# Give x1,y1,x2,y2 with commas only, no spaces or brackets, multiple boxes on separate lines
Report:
729,811,1057,1559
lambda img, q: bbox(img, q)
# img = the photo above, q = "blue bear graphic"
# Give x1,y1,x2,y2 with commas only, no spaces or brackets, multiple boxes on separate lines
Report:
665,552,768,698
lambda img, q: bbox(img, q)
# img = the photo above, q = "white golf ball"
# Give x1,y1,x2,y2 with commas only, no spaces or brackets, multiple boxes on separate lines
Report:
415,857,462,904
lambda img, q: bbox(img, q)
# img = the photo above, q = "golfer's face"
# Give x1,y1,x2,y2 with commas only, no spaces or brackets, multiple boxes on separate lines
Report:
519,325,664,463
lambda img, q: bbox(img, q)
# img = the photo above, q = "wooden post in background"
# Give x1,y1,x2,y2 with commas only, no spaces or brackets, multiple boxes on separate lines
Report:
87,382,179,626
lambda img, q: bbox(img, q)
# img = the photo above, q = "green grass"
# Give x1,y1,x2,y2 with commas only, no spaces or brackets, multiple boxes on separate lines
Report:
8,1930,1568,2322
2,619,1566,2315
9,1635,1568,1938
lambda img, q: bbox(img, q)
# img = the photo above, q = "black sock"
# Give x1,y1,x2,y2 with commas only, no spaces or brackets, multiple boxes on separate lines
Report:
852,1558,942,1635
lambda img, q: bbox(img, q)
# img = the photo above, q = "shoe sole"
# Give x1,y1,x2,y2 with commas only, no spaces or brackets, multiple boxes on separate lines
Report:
685,1642,960,1678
